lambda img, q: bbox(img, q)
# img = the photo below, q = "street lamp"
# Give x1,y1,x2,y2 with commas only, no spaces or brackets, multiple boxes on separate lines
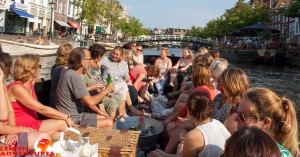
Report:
48,0,56,40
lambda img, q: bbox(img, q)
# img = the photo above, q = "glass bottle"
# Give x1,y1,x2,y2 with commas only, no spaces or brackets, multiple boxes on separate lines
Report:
107,73,113,84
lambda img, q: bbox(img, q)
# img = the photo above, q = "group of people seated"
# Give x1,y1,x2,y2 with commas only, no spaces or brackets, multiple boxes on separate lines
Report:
145,46,298,157
0,41,299,157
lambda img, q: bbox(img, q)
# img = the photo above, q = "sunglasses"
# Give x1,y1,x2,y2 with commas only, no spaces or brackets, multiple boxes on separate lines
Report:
236,110,256,122
137,49,143,51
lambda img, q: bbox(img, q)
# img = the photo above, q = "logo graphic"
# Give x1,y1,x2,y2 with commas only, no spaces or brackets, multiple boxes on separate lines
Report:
34,138,55,156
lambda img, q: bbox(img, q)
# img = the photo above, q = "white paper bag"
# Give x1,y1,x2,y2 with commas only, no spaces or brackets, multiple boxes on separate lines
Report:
52,127,98,157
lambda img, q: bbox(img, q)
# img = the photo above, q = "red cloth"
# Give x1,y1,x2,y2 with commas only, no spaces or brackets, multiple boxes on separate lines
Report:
129,65,147,83
129,65,147,91
7,82,42,130
177,85,216,117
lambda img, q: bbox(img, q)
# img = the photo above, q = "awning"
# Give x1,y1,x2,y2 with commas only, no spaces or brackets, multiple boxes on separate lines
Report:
68,21,80,28
286,36,298,44
55,20,71,27
96,26,105,34
12,9,34,19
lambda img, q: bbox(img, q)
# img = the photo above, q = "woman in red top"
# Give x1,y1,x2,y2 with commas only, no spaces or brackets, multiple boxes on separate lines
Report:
129,65,160,103
0,52,50,157
7,54,74,140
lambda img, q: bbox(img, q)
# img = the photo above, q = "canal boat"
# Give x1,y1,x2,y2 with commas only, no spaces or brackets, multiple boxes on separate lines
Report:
282,55,300,67
0,39,60,57
220,49,279,64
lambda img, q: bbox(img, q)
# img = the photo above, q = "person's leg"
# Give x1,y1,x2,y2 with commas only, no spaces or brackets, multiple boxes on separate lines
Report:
96,115,114,129
27,132,50,150
159,76,169,92
39,119,70,140
128,85,138,106
126,91,142,116
169,72,177,87
170,94,189,115
102,96,119,120
173,78,178,92
138,83,149,101
179,81,188,91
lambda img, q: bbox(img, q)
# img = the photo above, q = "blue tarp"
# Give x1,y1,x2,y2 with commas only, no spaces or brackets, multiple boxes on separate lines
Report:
12,9,34,19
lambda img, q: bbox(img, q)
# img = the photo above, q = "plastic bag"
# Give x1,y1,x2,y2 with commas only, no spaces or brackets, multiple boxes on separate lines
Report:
151,95,168,114
52,128,98,157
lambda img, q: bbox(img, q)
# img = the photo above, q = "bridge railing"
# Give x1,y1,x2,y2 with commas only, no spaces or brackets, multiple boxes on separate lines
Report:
127,35,213,45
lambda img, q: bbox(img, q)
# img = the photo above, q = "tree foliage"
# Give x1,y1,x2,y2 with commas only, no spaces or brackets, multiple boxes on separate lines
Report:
72,0,123,32
276,0,300,17
115,16,149,36
188,0,271,38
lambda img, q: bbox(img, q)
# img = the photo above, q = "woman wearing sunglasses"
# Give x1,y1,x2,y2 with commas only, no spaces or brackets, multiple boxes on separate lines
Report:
132,45,144,66
235,87,299,157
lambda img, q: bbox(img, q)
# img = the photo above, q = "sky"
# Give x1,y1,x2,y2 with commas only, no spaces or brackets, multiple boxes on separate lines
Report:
119,0,239,29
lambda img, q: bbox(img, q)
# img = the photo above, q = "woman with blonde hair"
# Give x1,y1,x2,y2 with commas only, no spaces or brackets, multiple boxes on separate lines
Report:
154,47,172,94
49,44,73,108
7,54,74,140
214,67,250,133
168,47,193,91
0,53,50,157
236,87,299,157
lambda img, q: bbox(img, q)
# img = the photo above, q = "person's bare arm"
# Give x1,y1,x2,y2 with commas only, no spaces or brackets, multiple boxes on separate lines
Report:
182,129,204,157
179,61,193,72
0,70,8,121
0,122,34,135
6,87,15,125
132,55,143,65
8,84,70,120
81,84,114,117
133,74,146,89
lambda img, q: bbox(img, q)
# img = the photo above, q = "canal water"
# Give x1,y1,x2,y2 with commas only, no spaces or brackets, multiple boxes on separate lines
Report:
6,47,300,113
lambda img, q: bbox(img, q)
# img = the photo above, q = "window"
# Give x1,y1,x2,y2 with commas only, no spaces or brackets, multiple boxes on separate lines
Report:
62,2,65,15
73,5,75,16
21,0,24,4
59,3,62,13
296,21,299,34
68,1,71,15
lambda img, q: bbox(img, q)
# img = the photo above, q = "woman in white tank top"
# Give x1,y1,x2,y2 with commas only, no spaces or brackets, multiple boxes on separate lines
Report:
183,92,230,157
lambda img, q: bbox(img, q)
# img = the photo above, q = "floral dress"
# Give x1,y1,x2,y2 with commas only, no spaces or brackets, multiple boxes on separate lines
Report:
211,94,232,123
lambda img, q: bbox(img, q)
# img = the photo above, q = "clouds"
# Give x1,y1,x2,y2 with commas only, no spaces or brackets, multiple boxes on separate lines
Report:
119,0,237,29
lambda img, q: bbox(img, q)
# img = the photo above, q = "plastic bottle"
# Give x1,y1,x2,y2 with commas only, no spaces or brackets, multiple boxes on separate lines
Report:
107,73,113,84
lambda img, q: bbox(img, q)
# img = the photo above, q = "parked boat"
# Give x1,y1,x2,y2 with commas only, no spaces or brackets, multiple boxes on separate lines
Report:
282,55,300,67
0,39,59,57
220,49,279,64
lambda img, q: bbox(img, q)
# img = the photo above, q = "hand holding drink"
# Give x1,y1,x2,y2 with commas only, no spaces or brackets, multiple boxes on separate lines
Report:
105,83,115,93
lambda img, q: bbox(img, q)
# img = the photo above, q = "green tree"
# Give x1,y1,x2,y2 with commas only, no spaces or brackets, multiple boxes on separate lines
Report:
188,0,271,38
115,16,149,36
72,0,124,34
72,0,106,27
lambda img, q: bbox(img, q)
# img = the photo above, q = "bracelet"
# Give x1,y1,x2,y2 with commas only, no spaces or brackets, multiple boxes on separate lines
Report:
63,114,70,127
